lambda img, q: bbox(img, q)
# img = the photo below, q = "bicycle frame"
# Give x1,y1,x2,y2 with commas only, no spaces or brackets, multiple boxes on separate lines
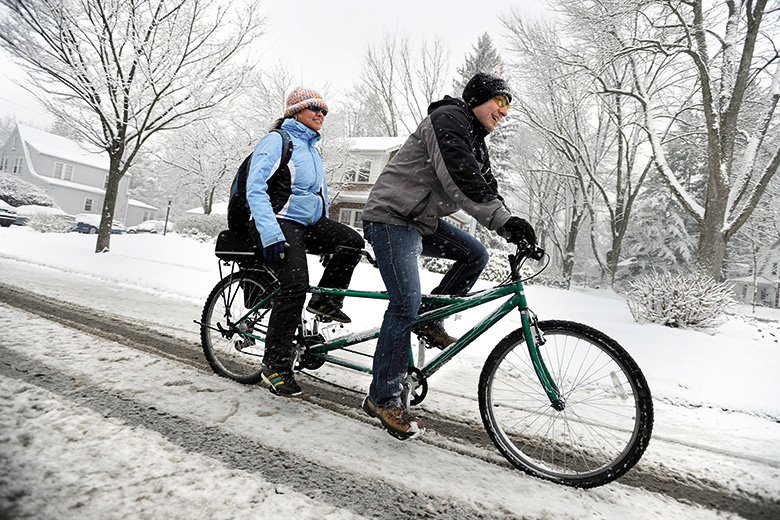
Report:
228,263,563,409
202,243,652,487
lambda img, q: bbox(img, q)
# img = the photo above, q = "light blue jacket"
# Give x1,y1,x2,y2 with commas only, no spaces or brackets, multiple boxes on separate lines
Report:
246,118,328,247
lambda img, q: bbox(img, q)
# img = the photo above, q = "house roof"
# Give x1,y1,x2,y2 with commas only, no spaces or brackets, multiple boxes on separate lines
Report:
348,137,407,153
730,275,780,285
129,199,157,210
17,124,109,171
186,201,228,215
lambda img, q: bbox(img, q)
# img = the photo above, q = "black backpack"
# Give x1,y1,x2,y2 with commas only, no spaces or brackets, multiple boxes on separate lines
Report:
227,128,293,233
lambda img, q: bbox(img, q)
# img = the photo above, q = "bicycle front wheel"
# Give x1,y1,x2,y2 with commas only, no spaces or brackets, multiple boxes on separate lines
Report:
479,320,653,488
200,269,278,384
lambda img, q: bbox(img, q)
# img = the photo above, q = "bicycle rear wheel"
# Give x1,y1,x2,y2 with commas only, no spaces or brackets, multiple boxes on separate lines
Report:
479,320,653,488
200,269,278,384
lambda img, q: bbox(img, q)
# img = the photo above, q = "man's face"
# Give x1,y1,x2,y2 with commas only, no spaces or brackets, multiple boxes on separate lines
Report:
472,97,508,133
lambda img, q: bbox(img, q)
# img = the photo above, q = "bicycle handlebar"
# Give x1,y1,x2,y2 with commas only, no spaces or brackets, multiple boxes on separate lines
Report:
508,241,546,280
516,241,545,261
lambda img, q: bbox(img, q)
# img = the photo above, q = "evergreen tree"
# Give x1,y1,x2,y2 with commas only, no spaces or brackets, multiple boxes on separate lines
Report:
453,33,504,95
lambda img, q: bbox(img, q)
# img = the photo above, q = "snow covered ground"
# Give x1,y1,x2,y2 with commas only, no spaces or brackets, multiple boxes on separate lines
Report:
1,226,779,519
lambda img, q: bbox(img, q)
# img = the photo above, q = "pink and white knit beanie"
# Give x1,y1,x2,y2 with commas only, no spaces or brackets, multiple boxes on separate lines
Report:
284,87,328,117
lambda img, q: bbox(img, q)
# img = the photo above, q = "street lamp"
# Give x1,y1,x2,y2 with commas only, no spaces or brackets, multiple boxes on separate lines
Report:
163,199,171,236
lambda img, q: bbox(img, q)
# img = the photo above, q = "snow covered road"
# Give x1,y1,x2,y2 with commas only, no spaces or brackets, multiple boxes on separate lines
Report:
1,230,779,519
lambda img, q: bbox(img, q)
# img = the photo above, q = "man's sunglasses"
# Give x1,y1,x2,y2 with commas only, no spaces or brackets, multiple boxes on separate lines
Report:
493,95,510,108
307,105,328,116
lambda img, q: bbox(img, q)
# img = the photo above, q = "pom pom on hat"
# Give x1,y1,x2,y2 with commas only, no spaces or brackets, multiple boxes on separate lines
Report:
462,72,512,108
285,87,328,117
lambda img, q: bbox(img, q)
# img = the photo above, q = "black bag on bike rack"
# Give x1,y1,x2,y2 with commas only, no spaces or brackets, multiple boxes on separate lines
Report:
215,229,261,262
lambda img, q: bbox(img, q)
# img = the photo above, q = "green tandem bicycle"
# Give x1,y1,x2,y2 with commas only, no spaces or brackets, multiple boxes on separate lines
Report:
198,230,654,488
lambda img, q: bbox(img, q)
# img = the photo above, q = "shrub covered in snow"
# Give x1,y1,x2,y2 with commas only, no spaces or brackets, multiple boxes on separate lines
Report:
625,271,736,329
0,172,53,207
420,248,533,283
175,213,226,241
27,213,74,233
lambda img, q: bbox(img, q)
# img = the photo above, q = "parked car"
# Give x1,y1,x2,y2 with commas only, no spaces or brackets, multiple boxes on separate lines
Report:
14,205,75,228
0,199,18,227
73,213,124,234
126,219,171,234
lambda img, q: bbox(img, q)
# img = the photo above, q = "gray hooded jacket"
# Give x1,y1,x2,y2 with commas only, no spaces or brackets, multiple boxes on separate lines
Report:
361,96,511,235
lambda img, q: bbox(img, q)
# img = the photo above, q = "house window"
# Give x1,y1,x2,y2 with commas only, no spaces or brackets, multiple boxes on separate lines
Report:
12,157,23,174
338,208,363,229
344,160,371,183
11,136,17,150
358,160,371,182
53,162,74,181
773,262,778,276
84,198,93,211
0,157,7,171
104,175,109,189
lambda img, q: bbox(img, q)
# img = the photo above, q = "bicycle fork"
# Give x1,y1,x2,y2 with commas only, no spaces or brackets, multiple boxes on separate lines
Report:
520,309,565,411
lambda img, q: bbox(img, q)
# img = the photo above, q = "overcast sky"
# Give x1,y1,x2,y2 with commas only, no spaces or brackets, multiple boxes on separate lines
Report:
0,0,547,127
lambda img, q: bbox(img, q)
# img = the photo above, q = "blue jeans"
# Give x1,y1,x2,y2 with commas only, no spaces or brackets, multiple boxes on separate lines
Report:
363,220,489,408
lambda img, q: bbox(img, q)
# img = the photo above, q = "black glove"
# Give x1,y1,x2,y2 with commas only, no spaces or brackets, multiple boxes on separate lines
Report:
498,216,536,246
263,241,287,263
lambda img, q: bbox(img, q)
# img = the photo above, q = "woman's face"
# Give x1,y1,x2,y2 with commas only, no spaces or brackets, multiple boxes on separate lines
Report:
295,106,326,132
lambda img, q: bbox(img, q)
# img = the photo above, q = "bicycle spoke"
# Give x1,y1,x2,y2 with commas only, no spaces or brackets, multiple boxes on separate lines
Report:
479,321,653,488
201,271,278,384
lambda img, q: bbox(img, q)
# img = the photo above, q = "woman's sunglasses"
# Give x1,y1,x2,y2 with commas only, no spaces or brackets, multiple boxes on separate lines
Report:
307,105,328,116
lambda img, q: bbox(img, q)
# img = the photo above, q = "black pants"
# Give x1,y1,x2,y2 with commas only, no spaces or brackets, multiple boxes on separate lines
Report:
253,217,364,368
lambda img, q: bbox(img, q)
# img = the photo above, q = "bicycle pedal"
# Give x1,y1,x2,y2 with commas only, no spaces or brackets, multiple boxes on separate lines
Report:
414,333,446,350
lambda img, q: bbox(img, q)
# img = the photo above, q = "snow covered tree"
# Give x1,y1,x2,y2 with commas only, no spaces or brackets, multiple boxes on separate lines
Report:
398,36,450,129
453,33,504,95
503,14,654,287
151,120,250,216
354,32,450,137
0,114,16,144
0,0,263,252
554,0,780,281
362,34,402,136
724,175,780,309
139,66,298,218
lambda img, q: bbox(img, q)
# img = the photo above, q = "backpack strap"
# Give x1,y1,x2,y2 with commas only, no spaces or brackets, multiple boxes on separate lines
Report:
227,129,293,235
270,128,293,170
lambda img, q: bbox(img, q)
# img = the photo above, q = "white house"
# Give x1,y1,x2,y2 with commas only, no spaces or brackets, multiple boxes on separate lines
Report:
0,124,156,226
730,239,780,308
329,136,471,231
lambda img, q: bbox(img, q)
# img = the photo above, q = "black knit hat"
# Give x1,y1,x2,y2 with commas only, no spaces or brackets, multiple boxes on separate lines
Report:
462,72,512,108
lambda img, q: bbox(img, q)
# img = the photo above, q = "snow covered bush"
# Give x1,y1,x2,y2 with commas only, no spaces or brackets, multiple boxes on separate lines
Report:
625,271,736,329
419,256,452,276
419,248,530,283
175,213,226,241
0,172,53,207
479,253,511,282
27,213,74,233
